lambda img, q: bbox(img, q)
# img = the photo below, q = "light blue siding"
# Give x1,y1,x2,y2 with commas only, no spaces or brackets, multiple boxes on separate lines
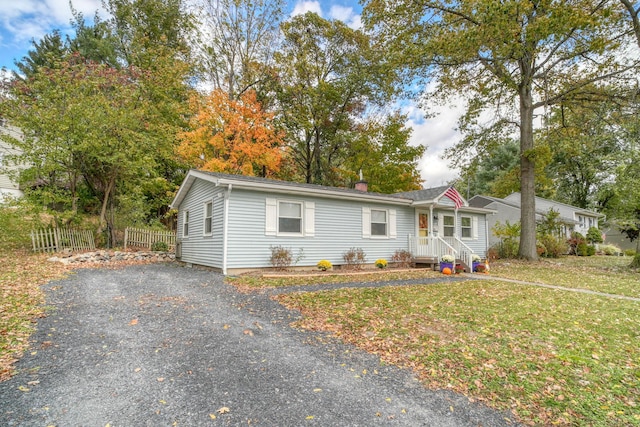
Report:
176,179,224,269
226,188,415,269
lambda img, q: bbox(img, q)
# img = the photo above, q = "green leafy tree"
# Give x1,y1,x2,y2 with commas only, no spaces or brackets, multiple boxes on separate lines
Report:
1,55,159,242
345,113,424,193
363,0,637,260
273,12,398,187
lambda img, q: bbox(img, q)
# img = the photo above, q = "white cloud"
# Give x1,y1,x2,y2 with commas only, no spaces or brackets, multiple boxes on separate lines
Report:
290,1,322,17
0,0,103,45
328,5,361,29
405,101,466,187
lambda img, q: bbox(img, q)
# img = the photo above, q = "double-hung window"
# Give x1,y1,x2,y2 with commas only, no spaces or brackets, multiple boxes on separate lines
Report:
461,216,472,238
278,201,303,234
182,210,190,237
443,215,455,237
203,201,213,235
371,209,388,237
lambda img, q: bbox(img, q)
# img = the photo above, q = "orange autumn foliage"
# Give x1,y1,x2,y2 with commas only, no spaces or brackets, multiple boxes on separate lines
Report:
178,89,285,176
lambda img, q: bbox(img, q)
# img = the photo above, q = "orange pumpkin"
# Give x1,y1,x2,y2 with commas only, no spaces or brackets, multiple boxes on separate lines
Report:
442,267,452,275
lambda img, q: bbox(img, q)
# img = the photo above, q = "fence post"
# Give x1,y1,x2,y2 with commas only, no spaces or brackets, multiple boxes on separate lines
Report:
124,228,129,250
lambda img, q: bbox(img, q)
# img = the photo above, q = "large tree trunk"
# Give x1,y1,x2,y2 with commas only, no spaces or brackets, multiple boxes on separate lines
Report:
518,74,538,260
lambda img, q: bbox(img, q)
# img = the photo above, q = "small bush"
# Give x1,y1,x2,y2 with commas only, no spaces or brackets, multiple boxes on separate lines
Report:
539,234,568,258
270,245,293,270
375,259,388,269
317,260,332,271
343,247,366,270
624,249,636,257
586,227,603,244
391,249,413,268
567,232,585,256
151,241,168,252
587,245,596,256
576,242,595,257
599,244,621,256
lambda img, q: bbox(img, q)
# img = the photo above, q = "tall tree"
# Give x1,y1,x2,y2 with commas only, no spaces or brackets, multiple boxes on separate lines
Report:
274,12,398,187
177,88,284,176
363,0,637,259
1,55,157,240
14,30,68,78
194,0,284,99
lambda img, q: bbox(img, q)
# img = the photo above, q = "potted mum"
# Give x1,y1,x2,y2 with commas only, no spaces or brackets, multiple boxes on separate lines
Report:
471,254,482,272
317,260,332,271
440,254,455,272
375,259,388,269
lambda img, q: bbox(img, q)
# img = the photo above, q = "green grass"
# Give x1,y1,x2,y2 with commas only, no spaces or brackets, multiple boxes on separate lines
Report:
489,256,640,298
227,269,441,289
274,257,640,426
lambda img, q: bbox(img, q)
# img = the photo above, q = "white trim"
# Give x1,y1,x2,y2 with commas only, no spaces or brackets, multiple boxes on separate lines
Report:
370,208,388,238
203,200,213,236
265,198,277,236
182,210,190,238
304,201,315,237
389,209,397,239
222,184,232,275
460,215,473,239
277,199,304,236
362,207,371,238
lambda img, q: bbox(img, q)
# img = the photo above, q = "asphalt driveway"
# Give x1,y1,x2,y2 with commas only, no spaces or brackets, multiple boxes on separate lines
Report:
0,263,518,426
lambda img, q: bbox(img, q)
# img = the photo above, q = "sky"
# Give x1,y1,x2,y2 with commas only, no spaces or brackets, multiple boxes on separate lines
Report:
0,0,463,187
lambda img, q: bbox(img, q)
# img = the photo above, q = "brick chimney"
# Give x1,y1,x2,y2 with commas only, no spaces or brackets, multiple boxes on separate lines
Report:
355,180,368,192
354,169,368,192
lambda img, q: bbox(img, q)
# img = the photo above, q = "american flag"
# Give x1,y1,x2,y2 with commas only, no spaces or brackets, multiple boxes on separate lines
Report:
444,187,464,209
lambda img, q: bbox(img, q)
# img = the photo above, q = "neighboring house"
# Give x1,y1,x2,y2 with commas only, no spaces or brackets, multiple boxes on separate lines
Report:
0,121,25,203
170,170,494,274
469,193,604,247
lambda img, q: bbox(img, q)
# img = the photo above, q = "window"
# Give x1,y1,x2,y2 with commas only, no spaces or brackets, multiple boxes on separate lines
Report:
278,201,302,234
182,211,189,237
461,216,472,238
371,209,388,236
443,215,454,237
203,201,213,235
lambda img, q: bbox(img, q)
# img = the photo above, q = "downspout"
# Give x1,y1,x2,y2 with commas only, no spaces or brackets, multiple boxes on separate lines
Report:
222,184,232,275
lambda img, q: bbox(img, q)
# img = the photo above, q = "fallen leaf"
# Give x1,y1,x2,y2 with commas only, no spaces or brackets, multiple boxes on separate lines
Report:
18,385,29,392
129,319,138,326
313,388,322,392
209,414,216,420
217,406,230,414
306,416,314,420
243,329,254,336
157,377,165,382
134,368,141,373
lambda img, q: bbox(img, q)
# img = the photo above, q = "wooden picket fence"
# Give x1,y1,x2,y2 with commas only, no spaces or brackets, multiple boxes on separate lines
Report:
124,227,176,252
31,227,96,253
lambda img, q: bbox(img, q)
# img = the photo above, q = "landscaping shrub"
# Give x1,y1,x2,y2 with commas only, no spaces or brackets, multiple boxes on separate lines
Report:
269,245,293,270
576,242,595,256
586,226,603,244
492,221,520,259
624,249,636,257
567,231,586,255
599,244,622,256
391,249,413,268
151,241,168,252
538,234,568,258
342,247,366,270
631,253,640,269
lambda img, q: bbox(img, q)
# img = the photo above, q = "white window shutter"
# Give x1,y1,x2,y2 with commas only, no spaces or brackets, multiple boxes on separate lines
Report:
362,207,371,238
304,201,315,237
265,198,277,236
438,213,444,236
389,209,397,238
473,216,478,239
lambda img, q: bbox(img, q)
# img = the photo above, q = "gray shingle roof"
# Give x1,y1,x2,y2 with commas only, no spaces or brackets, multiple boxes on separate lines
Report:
393,185,449,202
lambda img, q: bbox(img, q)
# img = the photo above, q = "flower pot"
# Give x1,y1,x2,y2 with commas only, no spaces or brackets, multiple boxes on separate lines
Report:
439,262,453,272
472,261,481,272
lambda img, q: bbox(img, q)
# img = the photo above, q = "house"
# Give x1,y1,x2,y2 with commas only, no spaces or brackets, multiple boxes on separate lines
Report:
0,121,25,203
469,193,604,247
170,170,494,274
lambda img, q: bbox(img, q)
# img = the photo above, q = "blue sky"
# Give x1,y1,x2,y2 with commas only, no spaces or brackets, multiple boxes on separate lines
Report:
0,0,462,186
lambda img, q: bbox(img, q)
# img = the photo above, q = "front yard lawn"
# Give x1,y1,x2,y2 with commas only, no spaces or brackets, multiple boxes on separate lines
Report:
490,256,640,298
0,251,69,380
276,257,640,426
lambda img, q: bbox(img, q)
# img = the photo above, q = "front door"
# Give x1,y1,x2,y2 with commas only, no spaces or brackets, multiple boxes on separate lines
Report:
418,211,429,237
